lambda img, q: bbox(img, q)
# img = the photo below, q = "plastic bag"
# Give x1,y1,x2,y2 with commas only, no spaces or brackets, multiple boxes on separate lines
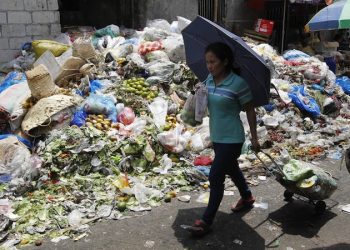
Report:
303,62,328,80
32,40,71,58
194,156,213,166
162,35,185,63
110,44,133,60
126,53,145,68
181,84,208,126
336,76,350,95
92,25,120,46
288,85,321,117
146,19,172,32
118,107,135,125
180,93,196,126
0,137,38,180
153,154,173,174
170,21,179,33
145,50,169,62
142,27,169,42
0,81,31,131
283,49,310,62
148,97,168,128
138,41,163,56
89,79,112,94
125,118,147,135
145,60,175,81
190,118,211,151
83,94,117,122
70,109,88,127
177,16,191,31
0,71,26,94
157,124,192,153
132,182,162,204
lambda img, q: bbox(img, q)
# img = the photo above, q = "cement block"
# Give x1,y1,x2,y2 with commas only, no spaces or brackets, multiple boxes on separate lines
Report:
24,0,47,11
8,11,32,24
9,36,31,49
50,23,61,35
0,49,19,63
0,38,9,49
32,11,59,24
26,24,49,36
1,24,26,37
0,13,7,24
0,0,24,11
47,0,59,11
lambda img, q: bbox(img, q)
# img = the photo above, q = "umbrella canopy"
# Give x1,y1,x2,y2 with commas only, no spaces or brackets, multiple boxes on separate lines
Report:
181,16,271,107
305,0,350,31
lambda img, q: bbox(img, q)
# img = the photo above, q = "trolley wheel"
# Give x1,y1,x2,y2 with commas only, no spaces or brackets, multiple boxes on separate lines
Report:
283,190,294,201
315,201,326,215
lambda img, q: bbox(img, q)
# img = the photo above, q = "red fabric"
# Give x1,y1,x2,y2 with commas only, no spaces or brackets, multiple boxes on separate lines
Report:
138,41,163,56
194,156,213,166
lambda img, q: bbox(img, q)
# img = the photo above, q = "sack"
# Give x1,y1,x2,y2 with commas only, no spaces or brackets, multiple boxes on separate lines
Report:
288,85,320,117
25,64,58,100
0,71,26,94
32,40,71,58
21,95,80,136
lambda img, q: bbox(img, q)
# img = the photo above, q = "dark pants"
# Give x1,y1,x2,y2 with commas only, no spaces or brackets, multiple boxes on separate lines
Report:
202,143,251,225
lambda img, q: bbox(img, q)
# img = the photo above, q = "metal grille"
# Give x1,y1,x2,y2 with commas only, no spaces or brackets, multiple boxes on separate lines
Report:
198,0,226,24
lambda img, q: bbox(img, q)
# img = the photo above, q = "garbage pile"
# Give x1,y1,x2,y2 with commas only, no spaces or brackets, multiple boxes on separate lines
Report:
0,17,349,247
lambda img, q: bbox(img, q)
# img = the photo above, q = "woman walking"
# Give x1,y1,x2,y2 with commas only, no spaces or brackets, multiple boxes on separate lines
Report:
189,42,260,236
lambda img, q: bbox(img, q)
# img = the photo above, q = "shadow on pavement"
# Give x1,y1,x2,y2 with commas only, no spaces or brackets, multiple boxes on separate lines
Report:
267,199,337,238
310,243,350,250
172,207,265,250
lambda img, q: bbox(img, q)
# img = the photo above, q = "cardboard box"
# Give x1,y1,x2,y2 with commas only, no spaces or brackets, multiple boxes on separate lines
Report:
255,19,274,35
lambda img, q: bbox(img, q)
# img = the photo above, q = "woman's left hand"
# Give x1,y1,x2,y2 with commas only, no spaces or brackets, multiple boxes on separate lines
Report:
250,138,260,153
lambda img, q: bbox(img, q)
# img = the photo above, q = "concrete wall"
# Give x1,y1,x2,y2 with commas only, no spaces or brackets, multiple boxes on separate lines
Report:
136,0,198,28
224,0,263,35
0,0,61,63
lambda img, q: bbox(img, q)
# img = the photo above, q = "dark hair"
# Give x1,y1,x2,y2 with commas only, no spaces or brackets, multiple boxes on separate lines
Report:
205,42,241,75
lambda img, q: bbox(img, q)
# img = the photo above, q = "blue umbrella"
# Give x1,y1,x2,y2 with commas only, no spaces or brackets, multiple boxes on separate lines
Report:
182,16,271,107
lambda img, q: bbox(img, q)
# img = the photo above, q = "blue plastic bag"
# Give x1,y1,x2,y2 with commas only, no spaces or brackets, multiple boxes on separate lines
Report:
336,76,350,95
0,71,26,94
70,109,88,127
83,94,117,122
283,49,310,61
90,80,103,93
0,134,32,148
288,86,321,117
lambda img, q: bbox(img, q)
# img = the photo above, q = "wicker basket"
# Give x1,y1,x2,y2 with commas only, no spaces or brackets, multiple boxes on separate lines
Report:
25,64,57,99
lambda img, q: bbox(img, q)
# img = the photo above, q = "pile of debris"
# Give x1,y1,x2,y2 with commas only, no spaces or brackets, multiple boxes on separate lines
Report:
0,17,349,247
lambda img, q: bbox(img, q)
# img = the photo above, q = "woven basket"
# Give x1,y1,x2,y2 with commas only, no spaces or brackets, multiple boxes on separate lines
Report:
21,95,81,137
25,64,57,100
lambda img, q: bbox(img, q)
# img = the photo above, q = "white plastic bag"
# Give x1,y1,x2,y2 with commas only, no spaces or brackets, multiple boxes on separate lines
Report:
153,154,173,174
162,35,185,63
126,53,145,68
145,51,169,62
148,97,168,129
110,44,133,60
157,124,192,153
177,16,191,32
146,19,172,32
142,27,170,42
